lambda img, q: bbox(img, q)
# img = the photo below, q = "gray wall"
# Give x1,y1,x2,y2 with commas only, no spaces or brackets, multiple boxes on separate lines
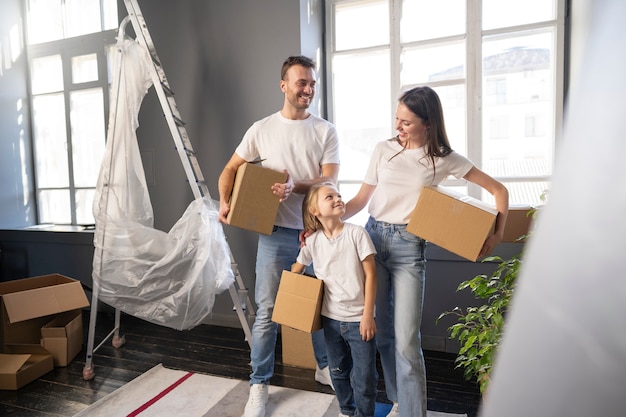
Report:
0,0,587,351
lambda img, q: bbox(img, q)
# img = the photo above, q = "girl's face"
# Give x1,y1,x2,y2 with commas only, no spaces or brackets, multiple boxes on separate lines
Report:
313,185,345,219
395,102,429,147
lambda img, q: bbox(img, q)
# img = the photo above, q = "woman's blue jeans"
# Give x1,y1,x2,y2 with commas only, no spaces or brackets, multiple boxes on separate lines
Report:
323,316,377,417
365,217,427,417
249,226,327,385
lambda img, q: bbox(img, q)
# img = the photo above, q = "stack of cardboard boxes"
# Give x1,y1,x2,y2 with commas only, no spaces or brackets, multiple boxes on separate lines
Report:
0,274,89,390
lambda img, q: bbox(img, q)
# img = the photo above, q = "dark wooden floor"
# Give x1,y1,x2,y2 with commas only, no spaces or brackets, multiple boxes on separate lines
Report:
0,309,481,416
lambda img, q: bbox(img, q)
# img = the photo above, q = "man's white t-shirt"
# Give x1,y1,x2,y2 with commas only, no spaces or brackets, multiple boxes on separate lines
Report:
235,111,340,229
297,223,376,322
364,139,474,224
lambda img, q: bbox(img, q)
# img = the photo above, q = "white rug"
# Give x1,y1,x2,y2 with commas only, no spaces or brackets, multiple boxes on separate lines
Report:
73,364,467,417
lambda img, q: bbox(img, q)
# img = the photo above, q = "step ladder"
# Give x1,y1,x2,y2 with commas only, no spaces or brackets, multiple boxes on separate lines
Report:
83,0,255,380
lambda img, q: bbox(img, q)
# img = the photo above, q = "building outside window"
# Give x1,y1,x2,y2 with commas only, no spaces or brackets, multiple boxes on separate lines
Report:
326,0,565,226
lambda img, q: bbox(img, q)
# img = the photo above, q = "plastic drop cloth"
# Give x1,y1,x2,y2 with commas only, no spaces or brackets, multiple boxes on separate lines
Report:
91,33,234,331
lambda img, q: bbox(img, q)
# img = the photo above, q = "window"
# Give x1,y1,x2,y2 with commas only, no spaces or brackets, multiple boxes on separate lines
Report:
326,0,564,225
25,0,118,225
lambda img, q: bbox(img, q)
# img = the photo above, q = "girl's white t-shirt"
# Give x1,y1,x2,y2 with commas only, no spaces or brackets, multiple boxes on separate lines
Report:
364,139,474,224
235,112,340,229
297,223,376,322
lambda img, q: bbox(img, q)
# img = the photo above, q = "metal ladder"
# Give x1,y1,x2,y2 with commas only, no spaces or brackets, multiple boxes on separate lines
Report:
82,0,255,380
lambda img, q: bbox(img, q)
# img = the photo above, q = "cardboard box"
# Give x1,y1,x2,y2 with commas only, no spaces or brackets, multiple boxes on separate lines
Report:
41,310,83,367
0,345,54,390
0,274,90,346
502,206,535,243
272,271,323,333
227,162,288,235
281,325,316,370
407,186,498,262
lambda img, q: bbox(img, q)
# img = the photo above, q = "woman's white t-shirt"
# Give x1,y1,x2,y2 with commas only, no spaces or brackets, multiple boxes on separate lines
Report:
364,139,474,224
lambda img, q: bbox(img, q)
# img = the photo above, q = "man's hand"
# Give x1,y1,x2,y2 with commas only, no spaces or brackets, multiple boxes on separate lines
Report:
271,171,294,202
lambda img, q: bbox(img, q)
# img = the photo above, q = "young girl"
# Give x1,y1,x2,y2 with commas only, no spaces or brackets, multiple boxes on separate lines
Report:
292,181,378,417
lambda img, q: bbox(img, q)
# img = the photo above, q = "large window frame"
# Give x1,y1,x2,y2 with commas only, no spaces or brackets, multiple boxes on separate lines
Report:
24,0,118,225
325,0,566,224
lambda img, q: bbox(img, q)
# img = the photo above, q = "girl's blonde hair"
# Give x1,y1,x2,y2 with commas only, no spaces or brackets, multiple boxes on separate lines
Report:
302,181,338,232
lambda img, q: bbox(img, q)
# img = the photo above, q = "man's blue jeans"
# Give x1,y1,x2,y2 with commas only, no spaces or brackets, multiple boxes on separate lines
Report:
249,226,327,385
366,217,427,417
323,317,377,417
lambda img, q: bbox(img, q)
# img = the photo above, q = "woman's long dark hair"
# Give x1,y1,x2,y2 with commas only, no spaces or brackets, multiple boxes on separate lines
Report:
390,86,454,177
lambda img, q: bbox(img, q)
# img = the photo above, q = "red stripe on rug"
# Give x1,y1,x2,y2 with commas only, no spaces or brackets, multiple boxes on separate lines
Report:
126,371,194,417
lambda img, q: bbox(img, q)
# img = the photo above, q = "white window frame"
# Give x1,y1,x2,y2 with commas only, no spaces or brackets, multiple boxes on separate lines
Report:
24,0,118,225
325,0,566,207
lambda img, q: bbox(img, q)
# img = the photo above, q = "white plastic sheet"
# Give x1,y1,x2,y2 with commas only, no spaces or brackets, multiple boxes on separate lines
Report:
91,31,234,331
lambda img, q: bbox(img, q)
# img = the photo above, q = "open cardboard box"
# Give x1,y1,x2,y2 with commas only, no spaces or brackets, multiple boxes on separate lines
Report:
0,274,90,387
272,270,323,333
407,186,498,262
41,310,84,367
0,345,54,390
226,162,288,235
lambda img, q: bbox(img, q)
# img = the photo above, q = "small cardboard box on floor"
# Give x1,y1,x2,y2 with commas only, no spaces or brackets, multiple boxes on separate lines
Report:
0,274,90,389
226,162,288,235
281,325,317,370
407,186,498,262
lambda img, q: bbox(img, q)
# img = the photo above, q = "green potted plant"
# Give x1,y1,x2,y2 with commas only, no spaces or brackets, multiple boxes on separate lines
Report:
437,202,542,395
437,252,522,394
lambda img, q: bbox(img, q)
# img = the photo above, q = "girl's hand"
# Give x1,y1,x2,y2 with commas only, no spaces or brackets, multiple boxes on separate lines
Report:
360,316,376,342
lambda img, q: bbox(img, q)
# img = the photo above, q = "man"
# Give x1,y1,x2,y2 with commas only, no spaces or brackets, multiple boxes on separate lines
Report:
218,56,340,417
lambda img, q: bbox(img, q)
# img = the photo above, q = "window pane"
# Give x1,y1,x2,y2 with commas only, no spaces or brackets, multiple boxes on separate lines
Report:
103,0,120,30
401,0,465,42
72,53,98,84
334,0,389,51
27,0,63,44
66,0,102,38
339,182,369,227
401,41,465,85
482,30,555,184
38,189,71,224
486,181,549,206
432,84,466,156
483,0,556,30
70,88,106,187
31,55,64,94
76,189,96,225
333,51,391,181
33,94,69,188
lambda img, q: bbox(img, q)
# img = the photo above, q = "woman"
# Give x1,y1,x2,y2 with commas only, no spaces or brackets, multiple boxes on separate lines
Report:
343,86,509,417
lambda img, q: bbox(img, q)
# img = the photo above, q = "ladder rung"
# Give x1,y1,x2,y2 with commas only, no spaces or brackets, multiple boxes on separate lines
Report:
161,82,174,96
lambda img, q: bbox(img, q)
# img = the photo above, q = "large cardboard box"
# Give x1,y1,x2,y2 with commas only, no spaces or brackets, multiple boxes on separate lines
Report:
502,205,535,243
272,271,323,333
0,345,54,390
41,310,84,367
407,186,498,262
227,162,288,235
0,274,90,346
281,325,316,370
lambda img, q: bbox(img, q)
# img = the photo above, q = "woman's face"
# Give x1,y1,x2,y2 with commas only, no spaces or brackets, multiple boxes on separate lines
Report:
395,102,429,146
